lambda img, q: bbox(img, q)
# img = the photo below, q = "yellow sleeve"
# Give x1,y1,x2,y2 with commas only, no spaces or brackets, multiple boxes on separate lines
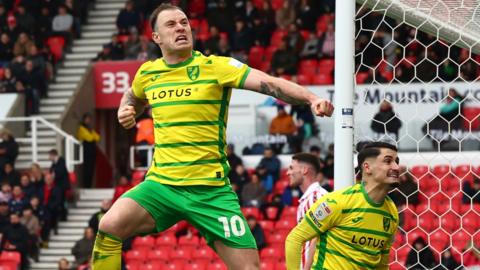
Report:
92,130,101,142
304,194,343,233
131,63,148,100
213,56,251,89
76,126,87,142
285,218,318,270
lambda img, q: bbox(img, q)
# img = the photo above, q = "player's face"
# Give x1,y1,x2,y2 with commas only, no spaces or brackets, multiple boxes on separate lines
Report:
368,148,400,186
152,9,193,54
287,159,304,187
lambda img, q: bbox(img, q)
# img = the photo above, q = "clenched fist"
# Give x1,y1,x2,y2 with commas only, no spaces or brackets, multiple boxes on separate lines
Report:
310,98,334,117
118,105,137,129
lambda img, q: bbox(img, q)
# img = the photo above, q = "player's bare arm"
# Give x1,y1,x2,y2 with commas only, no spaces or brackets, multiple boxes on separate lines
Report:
303,237,317,270
117,89,147,129
243,68,334,117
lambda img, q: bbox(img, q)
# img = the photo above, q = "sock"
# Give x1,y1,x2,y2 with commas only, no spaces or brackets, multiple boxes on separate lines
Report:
92,230,122,270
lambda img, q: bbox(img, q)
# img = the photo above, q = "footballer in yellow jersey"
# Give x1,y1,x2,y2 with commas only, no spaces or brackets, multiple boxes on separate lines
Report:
92,3,334,270
286,142,400,270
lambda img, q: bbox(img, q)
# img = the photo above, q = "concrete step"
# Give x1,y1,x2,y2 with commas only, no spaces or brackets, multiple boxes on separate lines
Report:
30,262,58,269
48,241,76,249
26,129,56,137
90,9,120,16
40,98,69,105
66,53,96,60
95,2,124,9
79,190,114,200
57,68,86,75
15,161,50,169
72,45,102,53
67,214,92,221
56,75,82,82
82,31,114,38
59,221,88,228
64,60,90,68
17,153,49,161
40,248,72,255
88,16,116,24
19,146,52,153
57,228,84,235
49,90,74,97
70,208,99,215
40,106,65,113
77,201,102,208
39,255,75,263
83,24,117,31
74,38,110,46
49,83,77,90
50,234,82,242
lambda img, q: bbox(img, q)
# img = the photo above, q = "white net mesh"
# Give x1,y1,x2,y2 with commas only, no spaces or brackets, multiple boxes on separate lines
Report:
355,1,480,269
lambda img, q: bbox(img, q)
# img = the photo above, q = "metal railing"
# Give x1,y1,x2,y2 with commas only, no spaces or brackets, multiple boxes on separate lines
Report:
129,144,153,170
0,116,83,171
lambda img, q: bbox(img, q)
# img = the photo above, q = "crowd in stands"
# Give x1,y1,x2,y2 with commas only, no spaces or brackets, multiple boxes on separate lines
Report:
0,0,89,116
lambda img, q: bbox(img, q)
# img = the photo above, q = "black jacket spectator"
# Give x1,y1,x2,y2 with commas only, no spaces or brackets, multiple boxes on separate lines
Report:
0,201,9,233
405,237,437,269
251,16,270,46
257,148,281,182
0,68,17,93
4,16,21,43
8,186,27,214
271,38,298,76
0,130,19,167
88,199,111,234
296,0,317,31
94,45,114,62
231,19,253,52
203,26,221,56
15,5,35,34
116,1,140,34
371,100,402,139
434,249,461,270
4,163,21,187
0,4,7,26
389,168,419,207
106,34,124,60
49,150,70,193
35,7,52,43
462,178,480,204
71,228,95,265
3,213,30,269
0,33,13,65
247,216,266,250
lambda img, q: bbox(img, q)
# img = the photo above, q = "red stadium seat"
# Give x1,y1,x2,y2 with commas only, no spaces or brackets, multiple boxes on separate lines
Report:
430,230,450,252
298,59,318,76
178,235,200,247
125,249,147,264
0,252,19,270
431,193,449,215
410,165,429,178
312,73,333,85
417,173,439,195
242,207,261,220
264,46,278,62
46,36,65,62
389,262,406,270
462,211,480,234
265,206,279,220
296,73,312,85
418,211,439,232
452,229,470,252
147,248,169,262
453,164,473,181
118,34,129,43
260,261,275,270
432,164,451,180
440,211,460,233
126,261,141,270
170,247,192,261
300,30,310,40
407,229,427,244
132,235,155,249
208,261,228,270
275,218,296,230
318,59,335,73
188,261,207,270
156,234,177,247
248,46,265,69
441,176,460,196
356,72,369,84
258,220,275,234
281,206,297,219
166,260,186,270
462,107,480,130
260,246,283,259
192,246,215,261
270,30,288,45
0,68,4,80
274,180,289,194
144,261,167,270
394,245,410,264
260,61,271,73
392,232,406,248
143,20,152,38
275,261,287,270
268,231,288,244
271,0,283,10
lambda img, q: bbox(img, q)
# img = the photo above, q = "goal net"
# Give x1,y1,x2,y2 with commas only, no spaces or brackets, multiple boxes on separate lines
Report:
354,0,480,269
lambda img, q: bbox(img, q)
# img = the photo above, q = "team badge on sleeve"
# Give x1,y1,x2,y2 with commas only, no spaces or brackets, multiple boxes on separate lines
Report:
314,202,332,221
228,58,243,68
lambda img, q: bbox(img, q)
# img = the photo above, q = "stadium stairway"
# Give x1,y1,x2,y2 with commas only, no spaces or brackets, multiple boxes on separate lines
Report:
16,0,125,170
31,188,114,270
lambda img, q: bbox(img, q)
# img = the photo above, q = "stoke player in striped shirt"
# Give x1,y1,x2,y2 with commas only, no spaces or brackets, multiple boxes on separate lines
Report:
287,153,329,270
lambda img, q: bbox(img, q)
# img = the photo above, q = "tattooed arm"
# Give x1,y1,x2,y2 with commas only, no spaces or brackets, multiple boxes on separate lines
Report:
117,88,147,129
243,68,334,117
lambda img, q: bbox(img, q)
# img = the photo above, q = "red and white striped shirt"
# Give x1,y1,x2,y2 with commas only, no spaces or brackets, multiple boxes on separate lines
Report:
296,182,329,268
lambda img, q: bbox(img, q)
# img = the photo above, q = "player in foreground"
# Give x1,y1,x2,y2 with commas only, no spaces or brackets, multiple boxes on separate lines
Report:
285,142,400,270
92,3,334,270
287,153,329,269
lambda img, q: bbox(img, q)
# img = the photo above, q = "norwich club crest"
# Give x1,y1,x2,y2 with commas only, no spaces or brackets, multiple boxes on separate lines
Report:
383,217,391,232
187,66,200,81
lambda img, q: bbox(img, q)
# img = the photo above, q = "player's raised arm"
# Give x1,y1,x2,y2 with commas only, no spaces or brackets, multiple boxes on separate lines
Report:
243,68,334,117
117,88,147,129
285,218,318,270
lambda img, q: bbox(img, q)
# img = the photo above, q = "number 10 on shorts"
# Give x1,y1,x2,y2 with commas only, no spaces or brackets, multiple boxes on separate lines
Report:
218,216,246,238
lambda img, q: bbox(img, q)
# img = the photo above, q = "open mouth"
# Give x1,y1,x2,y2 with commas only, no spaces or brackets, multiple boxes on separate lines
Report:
175,35,188,42
387,171,399,179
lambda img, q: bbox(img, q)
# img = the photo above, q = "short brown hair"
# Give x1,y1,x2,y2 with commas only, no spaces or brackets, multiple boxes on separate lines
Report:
149,3,183,32
292,153,321,174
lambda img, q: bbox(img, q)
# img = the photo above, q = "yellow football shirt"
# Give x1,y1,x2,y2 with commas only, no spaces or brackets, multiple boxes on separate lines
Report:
286,183,399,270
131,51,251,186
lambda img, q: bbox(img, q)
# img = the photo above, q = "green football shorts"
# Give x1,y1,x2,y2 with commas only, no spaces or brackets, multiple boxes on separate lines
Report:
121,179,257,249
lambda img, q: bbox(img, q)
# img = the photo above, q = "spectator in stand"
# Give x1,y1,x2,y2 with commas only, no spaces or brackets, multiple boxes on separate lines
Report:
276,0,296,30
27,44,48,80
296,0,317,32
58,258,73,270
370,100,402,140
44,173,63,236
76,113,100,188
0,33,13,67
0,183,12,203
287,23,305,55
434,248,460,270
132,37,159,61
112,176,132,203
36,6,52,44
124,29,141,59
9,185,27,214
48,149,70,203
4,163,21,187
317,171,332,192
93,44,113,61
20,174,36,201
0,68,17,93
106,34,124,60
440,88,463,129
405,236,437,269
20,206,40,262
116,1,141,34
244,1,259,25
0,3,7,26
258,1,276,34
260,194,284,221
88,199,111,234
230,164,250,198
4,15,21,43
30,196,49,243
21,60,42,114
71,227,95,267
257,147,281,183
207,0,234,35
3,212,30,270
241,172,266,207
389,166,419,207
463,241,480,268
30,163,45,197
462,177,480,204
52,5,74,46
10,55,26,78
246,215,266,250
203,25,220,56
231,18,253,62
300,32,320,59
271,38,298,76
0,130,19,170
318,23,335,59
251,15,270,47
0,200,9,232
227,144,243,176
217,37,232,57
15,5,35,34
269,105,297,154
439,59,458,82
